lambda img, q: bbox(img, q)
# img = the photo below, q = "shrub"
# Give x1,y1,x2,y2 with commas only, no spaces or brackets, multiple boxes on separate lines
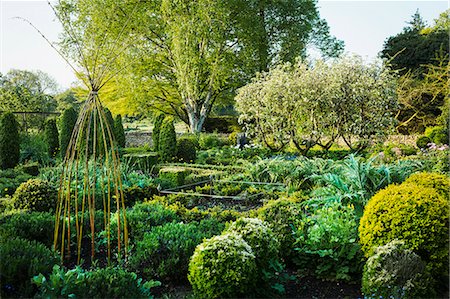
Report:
158,167,190,188
0,112,20,169
34,265,160,299
176,136,197,163
114,114,126,148
12,179,57,212
362,240,435,299
44,119,59,158
18,162,40,176
203,116,238,133
416,135,431,149
152,113,165,151
293,203,363,281
123,152,158,172
20,133,50,165
425,126,448,145
188,232,257,299
0,211,54,247
130,219,225,282
59,107,78,157
158,117,177,162
359,183,449,276
404,171,449,198
0,168,32,197
198,133,227,149
257,197,303,260
123,185,158,207
0,237,58,298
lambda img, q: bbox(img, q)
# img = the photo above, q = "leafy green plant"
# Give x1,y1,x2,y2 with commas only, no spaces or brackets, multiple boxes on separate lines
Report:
20,133,51,165
404,171,449,198
152,113,165,151
114,114,126,148
0,237,58,298
293,202,363,281
362,240,435,299
12,179,57,212
44,118,59,158
424,126,448,145
198,133,228,149
158,117,177,162
59,107,78,157
176,136,197,163
416,135,431,149
0,168,32,197
0,112,20,169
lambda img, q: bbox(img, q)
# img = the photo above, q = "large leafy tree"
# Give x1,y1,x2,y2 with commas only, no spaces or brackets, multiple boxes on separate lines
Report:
57,0,343,133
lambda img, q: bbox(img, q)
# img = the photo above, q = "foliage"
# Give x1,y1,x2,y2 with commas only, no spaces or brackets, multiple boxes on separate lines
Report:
176,136,197,163
20,133,50,165
0,237,58,298
0,112,20,169
203,116,239,133
122,153,159,173
359,183,449,276
0,211,55,247
362,240,435,299
44,118,59,157
196,146,272,165
0,168,32,197
188,232,257,299
416,135,431,149
158,117,177,162
129,219,225,282
158,167,190,188
114,114,126,148
12,179,57,212
236,56,397,152
403,171,449,198
198,133,230,150
123,185,158,208
424,125,448,145
59,107,78,157
293,203,363,281
33,265,160,299
152,113,165,151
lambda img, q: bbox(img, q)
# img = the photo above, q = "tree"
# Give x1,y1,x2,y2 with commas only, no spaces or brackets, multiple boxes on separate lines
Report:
59,107,78,157
44,118,59,157
0,112,20,169
57,0,343,133
113,114,126,148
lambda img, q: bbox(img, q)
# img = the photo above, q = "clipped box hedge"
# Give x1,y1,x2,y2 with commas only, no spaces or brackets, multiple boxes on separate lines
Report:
123,152,158,171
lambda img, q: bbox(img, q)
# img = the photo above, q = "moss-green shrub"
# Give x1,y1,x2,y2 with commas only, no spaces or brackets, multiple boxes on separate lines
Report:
152,113,165,151
123,185,158,207
188,232,257,299
114,114,126,148
20,133,50,165
158,117,177,162
44,119,59,158
0,237,58,298
130,219,225,282
59,107,78,157
18,162,40,176
0,112,20,169
359,183,449,276
0,168,32,197
404,172,449,198
123,153,158,172
198,133,228,150
425,126,448,145
158,167,191,188
203,116,238,133
257,197,303,260
0,211,54,247
176,136,197,163
362,240,435,299
12,179,57,212
416,135,431,149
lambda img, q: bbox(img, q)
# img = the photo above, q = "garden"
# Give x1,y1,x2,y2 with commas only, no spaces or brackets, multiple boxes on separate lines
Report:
0,1,449,299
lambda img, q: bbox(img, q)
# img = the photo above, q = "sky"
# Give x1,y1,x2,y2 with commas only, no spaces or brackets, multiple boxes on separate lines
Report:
0,0,448,90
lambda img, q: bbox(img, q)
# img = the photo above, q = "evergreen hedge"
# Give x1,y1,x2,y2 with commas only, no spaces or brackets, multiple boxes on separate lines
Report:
0,112,20,169
59,107,78,158
114,114,126,148
44,119,59,158
158,117,177,162
152,113,165,151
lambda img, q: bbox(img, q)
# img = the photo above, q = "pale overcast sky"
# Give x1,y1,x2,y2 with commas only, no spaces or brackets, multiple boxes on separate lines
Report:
0,0,448,90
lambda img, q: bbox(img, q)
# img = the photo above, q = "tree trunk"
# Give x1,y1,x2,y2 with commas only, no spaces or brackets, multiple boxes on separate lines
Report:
184,89,213,133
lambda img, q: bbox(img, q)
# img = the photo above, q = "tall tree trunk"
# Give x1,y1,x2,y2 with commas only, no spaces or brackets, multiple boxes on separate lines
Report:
184,89,213,133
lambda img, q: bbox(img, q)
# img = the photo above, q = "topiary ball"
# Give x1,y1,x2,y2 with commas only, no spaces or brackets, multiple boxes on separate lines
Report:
404,172,449,198
359,183,449,276
362,240,435,299
176,137,197,163
12,179,57,212
416,136,431,149
188,232,257,299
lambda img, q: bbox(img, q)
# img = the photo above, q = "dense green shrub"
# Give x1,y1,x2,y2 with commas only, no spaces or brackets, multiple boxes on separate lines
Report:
123,152,158,172
294,203,363,281
404,171,449,198
44,119,59,158
158,117,177,162
425,126,448,145
416,135,431,149
12,179,57,212
362,240,435,299
203,116,239,133
114,114,126,148
176,136,197,162
257,197,303,260
198,133,228,149
130,219,225,282
188,232,257,299
123,185,158,207
0,112,20,169
20,133,50,165
34,265,160,299
18,162,40,176
59,107,78,157
152,113,165,151
0,237,58,298
0,211,54,247
158,167,190,188
0,168,32,197
103,107,115,134
359,183,449,276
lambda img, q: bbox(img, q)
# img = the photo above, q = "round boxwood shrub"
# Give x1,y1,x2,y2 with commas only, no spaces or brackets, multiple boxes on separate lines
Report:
362,240,435,299
44,118,59,158
404,172,449,198
176,136,197,163
0,237,58,298
158,117,177,162
0,112,20,169
59,107,78,157
188,232,257,299
359,183,449,276
416,135,431,149
12,179,57,212
152,113,165,151
113,114,126,148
